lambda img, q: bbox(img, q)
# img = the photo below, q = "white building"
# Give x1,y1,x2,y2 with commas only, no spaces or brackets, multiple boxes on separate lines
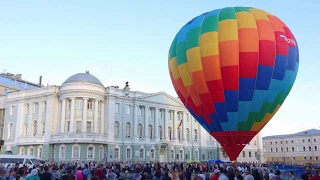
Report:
263,129,320,164
2,72,220,162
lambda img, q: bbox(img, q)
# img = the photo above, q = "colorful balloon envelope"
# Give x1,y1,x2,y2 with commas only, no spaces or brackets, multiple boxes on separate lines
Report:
168,7,299,161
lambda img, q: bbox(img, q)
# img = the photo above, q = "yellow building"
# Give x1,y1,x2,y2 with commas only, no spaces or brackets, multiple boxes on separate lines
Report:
263,129,320,164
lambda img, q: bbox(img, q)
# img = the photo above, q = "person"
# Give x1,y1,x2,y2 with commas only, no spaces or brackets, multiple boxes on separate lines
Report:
311,170,319,180
218,169,228,180
243,170,254,180
289,171,296,180
40,166,53,180
26,169,40,180
76,167,83,180
105,169,117,180
94,166,105,180
210,169,220,180
153,170,162,180
82,165,89,180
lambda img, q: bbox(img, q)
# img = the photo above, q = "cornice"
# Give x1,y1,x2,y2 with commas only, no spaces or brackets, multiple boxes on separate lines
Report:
59,89,105,96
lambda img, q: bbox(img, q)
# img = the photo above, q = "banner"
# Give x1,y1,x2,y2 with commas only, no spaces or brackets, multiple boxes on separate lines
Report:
269,164,305,180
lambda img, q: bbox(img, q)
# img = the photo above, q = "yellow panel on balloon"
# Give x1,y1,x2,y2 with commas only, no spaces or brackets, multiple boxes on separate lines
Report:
218,20,238,42
169,57,181,80
178,63,192,87
251,105,281,131
186,47,203,72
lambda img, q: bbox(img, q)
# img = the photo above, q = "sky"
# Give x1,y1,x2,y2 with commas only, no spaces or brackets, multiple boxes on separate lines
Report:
0,0,319,137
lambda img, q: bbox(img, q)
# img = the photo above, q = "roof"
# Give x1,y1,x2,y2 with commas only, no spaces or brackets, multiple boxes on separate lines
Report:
263,129,320,139
62,72,104,87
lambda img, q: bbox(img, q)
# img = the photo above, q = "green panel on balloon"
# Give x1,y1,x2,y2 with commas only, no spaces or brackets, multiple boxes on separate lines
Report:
200,15,219,34
169,36,178,59
218,7,237,21
186,27,201,49
233,7,250,12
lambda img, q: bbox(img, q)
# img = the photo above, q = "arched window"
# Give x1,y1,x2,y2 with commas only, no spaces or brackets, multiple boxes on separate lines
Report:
195,149,199,160
138,124,143,138
33,120,37,136
159,126,163,139
87,145,95,159
28,147,35,156
194,129,198,142
126,122,131,137
114,121,120,138
168,127,172,140
38,146,43,159
7,123,13,139
177,127,181,141
186,128,190,141
148,125,153,139
126,146,132,159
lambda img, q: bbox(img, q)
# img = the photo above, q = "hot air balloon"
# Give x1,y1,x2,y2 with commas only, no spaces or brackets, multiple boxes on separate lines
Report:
168,7,299,161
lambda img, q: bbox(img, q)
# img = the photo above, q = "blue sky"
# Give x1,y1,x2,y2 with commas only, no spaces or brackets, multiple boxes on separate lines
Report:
0,0,319,136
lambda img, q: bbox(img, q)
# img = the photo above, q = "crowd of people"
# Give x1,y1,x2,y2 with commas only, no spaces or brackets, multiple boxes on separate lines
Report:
0,161,318,180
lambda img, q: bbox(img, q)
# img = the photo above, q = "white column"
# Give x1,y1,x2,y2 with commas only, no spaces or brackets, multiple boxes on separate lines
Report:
69,98,75,133
60,99,66,133
82,98,88,133
173,110,178,140
94,99,99,133
155,108,159,139
107,96,116,141
36,102,43,135
100,101,105,135
144,106,149,139
133,105,138,138
27,103,33,136
182,112,186,141
164,109,169,139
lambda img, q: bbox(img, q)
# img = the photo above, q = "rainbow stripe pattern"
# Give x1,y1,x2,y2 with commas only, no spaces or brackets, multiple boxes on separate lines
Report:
168,7,299,152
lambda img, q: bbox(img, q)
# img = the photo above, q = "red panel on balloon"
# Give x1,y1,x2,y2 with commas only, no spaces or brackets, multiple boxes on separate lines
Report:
210,131,258,161
221,66,239,90
206,80,225,103
239,52,259,78
258,40,276,66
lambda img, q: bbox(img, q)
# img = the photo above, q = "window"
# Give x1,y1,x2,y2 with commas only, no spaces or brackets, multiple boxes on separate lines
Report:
168,127,172,140
29,147,34,156
126,148,131,159
309,146,312,151
249,151,252,157
170,150,174,159
87,122,92,133
87,101,93,110
151,149,155,159
87,146,94,159
149,108,154,118
41,123,45,135
100,146,104,159
315,146,318,151
139,148,144,159
187,113,189,121
126,123,131,137
303,147,306,151
10,106,15,116
76,100,82,109
270,148,273,152
138,106,143,116
177,127,181,141
159,126,163,139
38,147,43,159
292,147,295,152
67,121,70,132
126,105,131,114
303,140,305,143
20,148,25,155
195,150,199,160
32,120,37,136
160,109,164,118
60,146,66,159
314,139,317,143
148,125,153,139
194,129,198,142
114,121,120,138
286,147,288,152
308,139,311,142
72,145,80,159
242,151,245,157
115,148,119,159
7,123,13,139
186,128,190,141
138,124,143,138
115,103,120,113
180,150,183,159
76,121,81,133
255,152,257,157
281,148,283,152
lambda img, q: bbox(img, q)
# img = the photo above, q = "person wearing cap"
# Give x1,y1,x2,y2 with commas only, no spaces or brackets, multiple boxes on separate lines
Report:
210,169,220,180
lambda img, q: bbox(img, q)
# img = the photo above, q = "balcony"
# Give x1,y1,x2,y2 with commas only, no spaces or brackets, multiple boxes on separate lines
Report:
51,133,107,143
17,136,44,145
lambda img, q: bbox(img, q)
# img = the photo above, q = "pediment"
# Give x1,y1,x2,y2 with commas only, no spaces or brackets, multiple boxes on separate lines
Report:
136,92,183,106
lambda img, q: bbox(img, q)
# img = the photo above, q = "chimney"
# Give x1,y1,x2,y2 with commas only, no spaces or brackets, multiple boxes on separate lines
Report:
39,76,42,87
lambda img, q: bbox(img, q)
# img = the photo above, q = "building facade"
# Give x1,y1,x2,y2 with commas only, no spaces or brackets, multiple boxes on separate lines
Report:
263,129,320,164
0,72,40,151
2,72,219,162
